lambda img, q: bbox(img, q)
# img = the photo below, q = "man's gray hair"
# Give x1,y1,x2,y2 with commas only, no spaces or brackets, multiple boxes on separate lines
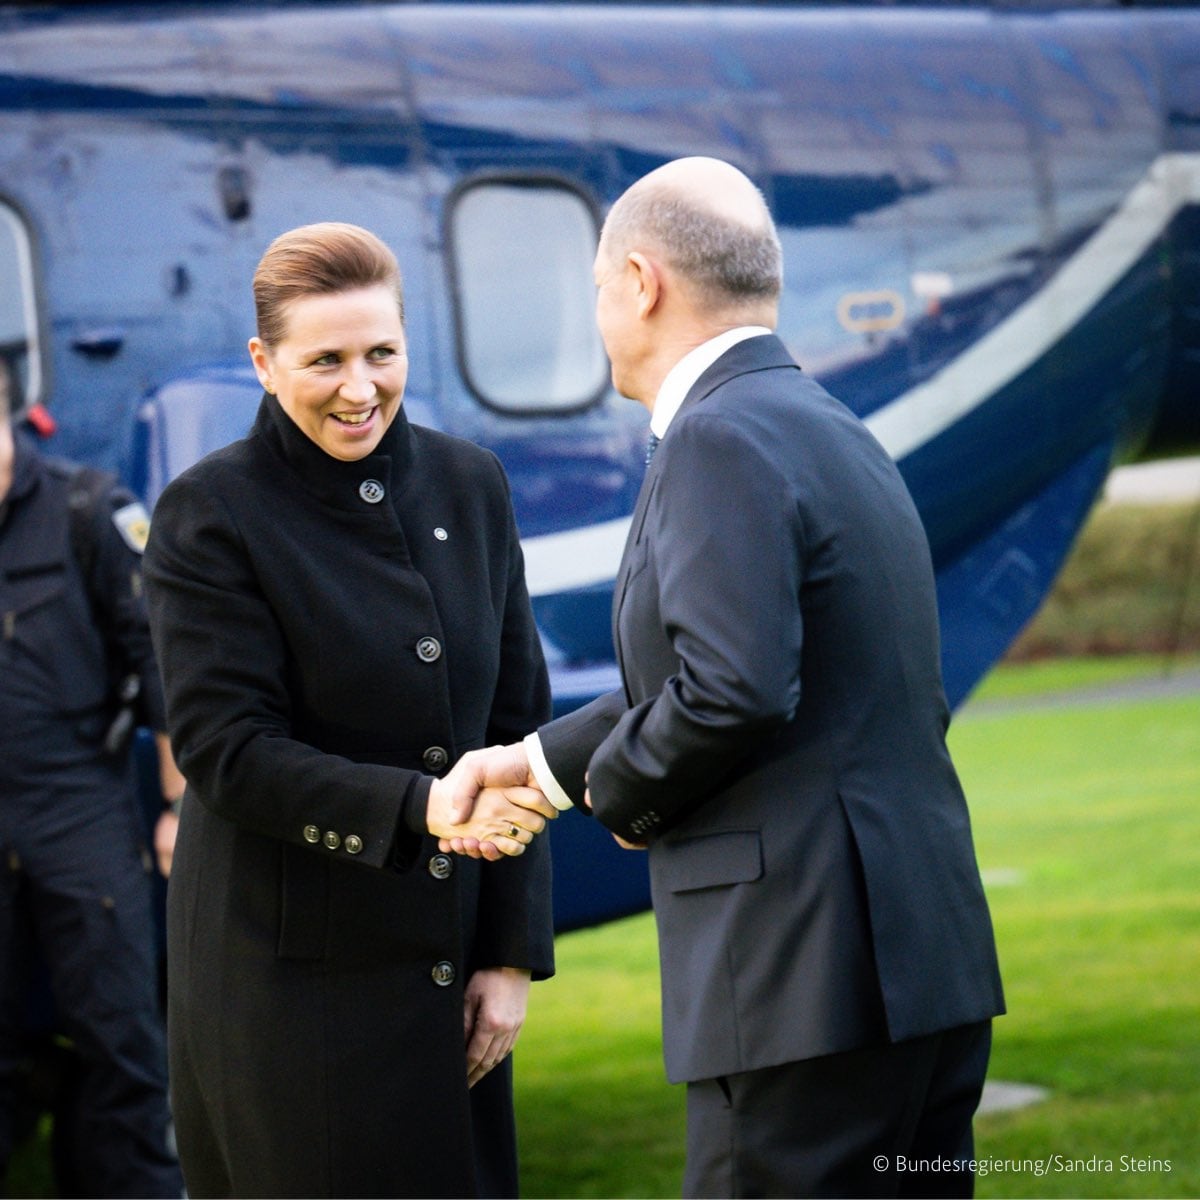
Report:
603,182,782,310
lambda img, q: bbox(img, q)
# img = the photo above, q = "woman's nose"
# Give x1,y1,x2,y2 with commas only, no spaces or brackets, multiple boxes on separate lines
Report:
339,360,376,402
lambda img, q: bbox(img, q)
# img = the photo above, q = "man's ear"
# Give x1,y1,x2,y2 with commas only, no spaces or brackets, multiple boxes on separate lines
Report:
627,251,662,320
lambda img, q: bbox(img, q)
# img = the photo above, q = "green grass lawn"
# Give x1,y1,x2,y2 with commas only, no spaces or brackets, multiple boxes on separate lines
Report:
953,682,1199,1198
516,659,1200,1198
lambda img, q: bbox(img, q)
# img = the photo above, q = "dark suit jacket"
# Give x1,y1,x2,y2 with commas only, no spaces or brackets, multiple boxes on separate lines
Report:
145,396,552,1197
540,334,1003,1084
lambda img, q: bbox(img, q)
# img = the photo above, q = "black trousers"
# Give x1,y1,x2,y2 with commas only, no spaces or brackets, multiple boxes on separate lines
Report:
0,784,182,1199
684,1021,992,1199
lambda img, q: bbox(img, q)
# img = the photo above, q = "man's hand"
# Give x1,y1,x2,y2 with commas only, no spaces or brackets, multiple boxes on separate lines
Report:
153,732,185,876
612,833,648,850
428,744,556,861
437,744,540,823
585,778,646,851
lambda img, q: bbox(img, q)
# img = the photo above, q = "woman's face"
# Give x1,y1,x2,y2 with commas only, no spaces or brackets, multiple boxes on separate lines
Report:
249,284,408,462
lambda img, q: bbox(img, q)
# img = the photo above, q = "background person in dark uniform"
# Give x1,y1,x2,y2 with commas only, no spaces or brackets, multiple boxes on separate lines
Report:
0,357,184,1197
143,223,557,1199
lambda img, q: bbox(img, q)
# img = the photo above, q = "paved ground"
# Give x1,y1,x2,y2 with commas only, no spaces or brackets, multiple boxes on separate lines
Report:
961,664,1200,716
979,1080,1050,1116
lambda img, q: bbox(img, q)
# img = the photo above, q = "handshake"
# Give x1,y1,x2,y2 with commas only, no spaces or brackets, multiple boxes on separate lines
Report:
425,742,565,861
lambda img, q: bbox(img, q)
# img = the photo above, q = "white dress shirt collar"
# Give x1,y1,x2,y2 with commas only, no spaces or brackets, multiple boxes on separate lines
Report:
649,326,773,439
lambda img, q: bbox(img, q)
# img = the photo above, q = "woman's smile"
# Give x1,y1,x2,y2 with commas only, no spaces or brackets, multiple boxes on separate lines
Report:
328,405,379,436
331,408,374,426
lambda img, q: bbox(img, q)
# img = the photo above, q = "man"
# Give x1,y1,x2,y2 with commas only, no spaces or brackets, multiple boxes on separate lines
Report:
447,156,1004,1197
0,358,184,1196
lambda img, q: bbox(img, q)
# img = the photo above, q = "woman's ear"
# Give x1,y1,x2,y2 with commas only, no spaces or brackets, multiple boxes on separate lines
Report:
248,337,274,394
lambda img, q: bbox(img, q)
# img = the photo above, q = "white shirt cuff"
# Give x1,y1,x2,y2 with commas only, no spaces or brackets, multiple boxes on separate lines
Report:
524,732,576,812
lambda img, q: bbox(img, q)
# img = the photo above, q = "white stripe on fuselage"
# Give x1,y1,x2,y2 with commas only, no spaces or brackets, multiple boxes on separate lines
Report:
865,152,1200,460
521,153,1200,598
520,516,633,595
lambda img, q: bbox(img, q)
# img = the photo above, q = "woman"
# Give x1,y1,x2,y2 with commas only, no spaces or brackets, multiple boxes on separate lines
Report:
144,223,557,1198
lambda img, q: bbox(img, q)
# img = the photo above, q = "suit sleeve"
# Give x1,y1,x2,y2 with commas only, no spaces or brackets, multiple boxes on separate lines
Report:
535,689,629,807
144,470,428,871
587,412,806,842
472,454,556,978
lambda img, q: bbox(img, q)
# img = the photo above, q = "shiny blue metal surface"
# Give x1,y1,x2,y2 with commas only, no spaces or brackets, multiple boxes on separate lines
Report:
3,2,1199,933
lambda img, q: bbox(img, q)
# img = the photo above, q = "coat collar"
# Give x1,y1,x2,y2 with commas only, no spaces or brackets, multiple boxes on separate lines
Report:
253,392,415,513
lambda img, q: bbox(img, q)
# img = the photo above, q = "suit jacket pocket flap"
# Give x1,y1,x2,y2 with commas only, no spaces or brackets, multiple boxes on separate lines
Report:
658,830,763,894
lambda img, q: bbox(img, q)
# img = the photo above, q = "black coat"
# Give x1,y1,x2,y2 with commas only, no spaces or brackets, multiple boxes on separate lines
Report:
540,335,1003,1085
144,396,553,1198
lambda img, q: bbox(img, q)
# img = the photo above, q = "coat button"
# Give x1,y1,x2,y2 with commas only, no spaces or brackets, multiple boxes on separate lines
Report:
416,636,442,663
423,745,449,772
428,853,454,880
358,479,385,504
303,825,321,844
431,960,456,987
323,830,341,850
344,835,363,855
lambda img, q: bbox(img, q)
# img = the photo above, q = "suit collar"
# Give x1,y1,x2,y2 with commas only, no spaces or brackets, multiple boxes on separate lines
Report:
618,330,796,602
632,334,798,531
678,333,798,419
650,327,774,439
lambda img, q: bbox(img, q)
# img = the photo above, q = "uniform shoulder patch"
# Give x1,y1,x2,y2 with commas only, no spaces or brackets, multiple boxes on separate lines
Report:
112,501,151,554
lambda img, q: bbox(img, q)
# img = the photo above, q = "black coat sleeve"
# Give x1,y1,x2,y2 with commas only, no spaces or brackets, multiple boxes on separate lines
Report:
144,471,427,871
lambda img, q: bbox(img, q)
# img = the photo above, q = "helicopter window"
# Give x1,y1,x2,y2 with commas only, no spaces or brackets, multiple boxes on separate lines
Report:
448,179,608,413
0,202,40,413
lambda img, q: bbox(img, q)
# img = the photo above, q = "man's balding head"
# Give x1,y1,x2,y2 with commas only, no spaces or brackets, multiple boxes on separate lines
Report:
600,157,782,319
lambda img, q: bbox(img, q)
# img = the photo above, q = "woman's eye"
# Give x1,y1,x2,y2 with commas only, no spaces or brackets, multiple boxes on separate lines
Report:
369,346,396,361
313,353,339,367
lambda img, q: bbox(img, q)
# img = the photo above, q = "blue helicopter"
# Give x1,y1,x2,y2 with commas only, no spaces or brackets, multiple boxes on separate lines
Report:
2,0,1198,932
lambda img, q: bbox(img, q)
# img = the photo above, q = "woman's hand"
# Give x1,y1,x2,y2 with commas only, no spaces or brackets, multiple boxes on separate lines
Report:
426,778,553,861
463,967,531,1089
431,745,558,860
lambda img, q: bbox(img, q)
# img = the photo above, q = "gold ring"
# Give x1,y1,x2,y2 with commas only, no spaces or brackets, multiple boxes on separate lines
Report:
508,824,520,839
